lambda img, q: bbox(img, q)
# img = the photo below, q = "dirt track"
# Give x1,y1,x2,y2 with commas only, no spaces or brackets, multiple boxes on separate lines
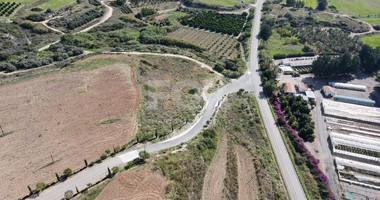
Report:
0,65,140,200
96,169,168,200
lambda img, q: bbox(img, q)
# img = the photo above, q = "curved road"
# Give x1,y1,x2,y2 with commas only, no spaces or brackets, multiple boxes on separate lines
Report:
38,0,113,52
33,0,307,199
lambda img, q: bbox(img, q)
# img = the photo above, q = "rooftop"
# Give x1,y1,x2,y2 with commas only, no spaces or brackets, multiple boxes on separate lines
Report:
284,82,296,94
323,85,335,93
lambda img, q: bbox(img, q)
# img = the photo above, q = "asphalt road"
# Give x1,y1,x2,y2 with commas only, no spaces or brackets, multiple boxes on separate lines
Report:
34,0,307,199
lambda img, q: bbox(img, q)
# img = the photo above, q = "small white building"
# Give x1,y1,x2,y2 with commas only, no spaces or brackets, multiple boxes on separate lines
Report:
298,82,309,93
305,91,316,101
278,65,294,75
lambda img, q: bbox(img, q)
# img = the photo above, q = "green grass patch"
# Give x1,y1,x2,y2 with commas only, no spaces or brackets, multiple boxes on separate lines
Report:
38,0,76,10
194,0,243,7
267,30,304,56
362,33,380,48
361,17,380,25
167,11,188,20
329,0,380,17
303,0,317,8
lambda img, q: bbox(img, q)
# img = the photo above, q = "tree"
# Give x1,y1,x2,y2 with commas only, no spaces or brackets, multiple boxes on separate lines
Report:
115,0,125,6
139,151,150,160
317,0,327,10
64,190,73,199
286,0,295,7
259,23,272,41
35,182,47,192
100,153,107,160
112,166,119,174
63,168,73,177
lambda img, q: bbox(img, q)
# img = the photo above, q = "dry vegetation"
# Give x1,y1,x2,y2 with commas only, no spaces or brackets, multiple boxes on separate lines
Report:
0,53,218,200
169,27,240,59
96,169,168,200
131,1,180,14
0,62,140,200
207,92,289,200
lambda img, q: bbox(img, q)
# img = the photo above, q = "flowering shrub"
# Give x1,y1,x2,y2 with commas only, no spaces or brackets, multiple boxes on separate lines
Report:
270,95,335,200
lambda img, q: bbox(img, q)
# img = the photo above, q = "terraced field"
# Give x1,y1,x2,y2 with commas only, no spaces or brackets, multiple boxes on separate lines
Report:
169,27,240,59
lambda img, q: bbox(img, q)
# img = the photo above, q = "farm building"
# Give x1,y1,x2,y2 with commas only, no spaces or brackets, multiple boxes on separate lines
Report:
329,82,366,92
298,82,309,93
305,91,316,100
278,65,294,75
280,56,318,68
334,95,376,106
284,82,296,95
322,99,380,125
322,85,335,97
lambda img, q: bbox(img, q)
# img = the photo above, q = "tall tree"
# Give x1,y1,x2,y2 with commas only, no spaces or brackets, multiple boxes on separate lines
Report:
317,0,327,10
286,0,295,7
259,23,272,41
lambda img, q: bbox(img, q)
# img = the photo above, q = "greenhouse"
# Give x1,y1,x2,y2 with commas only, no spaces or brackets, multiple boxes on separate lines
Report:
322,99,380,124
334,95,376,106
330,132,380,153
329,82,367,91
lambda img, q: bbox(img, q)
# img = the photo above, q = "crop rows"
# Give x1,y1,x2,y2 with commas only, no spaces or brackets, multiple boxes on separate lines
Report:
169,28,239,59
335,145,380,158
0,2,21,17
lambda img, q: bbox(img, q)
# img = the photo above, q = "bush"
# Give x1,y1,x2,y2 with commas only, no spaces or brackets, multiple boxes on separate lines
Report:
26,14,45,22
111,166,119,174
63,168,73,177
64,190,74,199
67,9,104,30
31,7,43,12
100,153,107,160
139,151,150,160
35,182,47,192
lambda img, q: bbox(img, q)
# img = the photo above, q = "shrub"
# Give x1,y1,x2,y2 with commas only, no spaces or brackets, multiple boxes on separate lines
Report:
31,7,43,12
26,14,45,22
139,151,150,160
35,182,46,192
63,168,73,177
100,154,107,160
111,166,119,174
64,190,74,199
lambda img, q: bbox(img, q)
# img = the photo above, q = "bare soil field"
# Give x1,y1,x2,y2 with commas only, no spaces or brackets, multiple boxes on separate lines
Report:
235,146,258,200
169,27,240,59
96,169,168,200
201,132,227,200
0,63,140,199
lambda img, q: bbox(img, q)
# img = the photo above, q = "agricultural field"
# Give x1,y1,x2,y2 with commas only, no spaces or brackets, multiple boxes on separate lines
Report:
361,33,380,48
181,11,246,36
329,0,380,17
282,0,317,8
313,12,370,33
0,2,21,17
266,30,305,56
194,0,243,7
0,53,219,199
169,27,240,59
96,169,168,200
0,58,140,200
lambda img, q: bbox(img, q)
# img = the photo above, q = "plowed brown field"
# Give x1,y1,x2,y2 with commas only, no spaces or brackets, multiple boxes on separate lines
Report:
96,169,168,200
0,64,140,200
